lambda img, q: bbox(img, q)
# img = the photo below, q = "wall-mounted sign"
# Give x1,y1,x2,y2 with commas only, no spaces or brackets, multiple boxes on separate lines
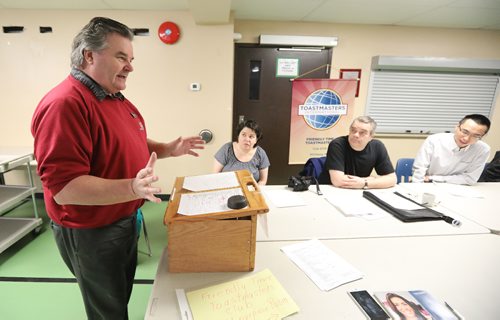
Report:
276,58,299,78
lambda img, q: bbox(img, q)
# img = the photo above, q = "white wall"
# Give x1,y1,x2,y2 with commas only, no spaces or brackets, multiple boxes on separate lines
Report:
0,9,234,192
235,21,500,166
2,10,500,192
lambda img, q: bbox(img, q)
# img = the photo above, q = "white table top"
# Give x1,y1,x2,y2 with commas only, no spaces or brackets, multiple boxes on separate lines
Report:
145,234,500,320
431,182,500,234
256,185,490,241
0,147,33,169
0,147,33,159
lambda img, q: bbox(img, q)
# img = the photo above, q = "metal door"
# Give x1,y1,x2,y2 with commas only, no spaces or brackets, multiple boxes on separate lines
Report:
233,44,332,184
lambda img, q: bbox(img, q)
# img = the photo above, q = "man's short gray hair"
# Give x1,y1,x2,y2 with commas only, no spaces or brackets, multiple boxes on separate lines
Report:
70,17,134,68
351,115,377,134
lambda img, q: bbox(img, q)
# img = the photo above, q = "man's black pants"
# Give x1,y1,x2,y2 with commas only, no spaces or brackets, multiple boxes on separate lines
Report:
51,214,138,320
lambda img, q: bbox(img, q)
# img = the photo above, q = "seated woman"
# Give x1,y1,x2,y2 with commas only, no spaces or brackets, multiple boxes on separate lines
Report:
213,120,270,185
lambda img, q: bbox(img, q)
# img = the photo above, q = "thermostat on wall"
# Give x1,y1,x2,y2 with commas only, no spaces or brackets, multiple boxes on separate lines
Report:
190,83,201,91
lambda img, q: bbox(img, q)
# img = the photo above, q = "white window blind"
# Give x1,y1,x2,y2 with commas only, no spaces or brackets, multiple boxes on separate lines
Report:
366,70,499,134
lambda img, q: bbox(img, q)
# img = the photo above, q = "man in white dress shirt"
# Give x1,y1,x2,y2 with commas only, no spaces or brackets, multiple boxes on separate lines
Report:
412,114,491,185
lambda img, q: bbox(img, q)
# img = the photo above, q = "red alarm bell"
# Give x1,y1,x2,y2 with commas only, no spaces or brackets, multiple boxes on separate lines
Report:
158,21,180,45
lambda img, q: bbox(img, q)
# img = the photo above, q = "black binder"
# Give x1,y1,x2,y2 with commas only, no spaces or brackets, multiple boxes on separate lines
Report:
362,190,460,225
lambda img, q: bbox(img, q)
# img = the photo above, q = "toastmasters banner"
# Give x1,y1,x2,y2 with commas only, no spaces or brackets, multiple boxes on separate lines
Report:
289,79,357,164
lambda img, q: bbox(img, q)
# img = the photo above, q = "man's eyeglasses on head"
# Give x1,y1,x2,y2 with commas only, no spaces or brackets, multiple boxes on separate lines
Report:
458,125,483,140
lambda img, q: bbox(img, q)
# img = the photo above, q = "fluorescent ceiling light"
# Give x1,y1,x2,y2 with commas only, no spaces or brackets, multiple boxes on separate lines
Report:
260,35,338,47
278,48,323,52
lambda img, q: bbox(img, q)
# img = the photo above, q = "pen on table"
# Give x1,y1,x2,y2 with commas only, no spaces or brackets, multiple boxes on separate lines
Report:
442,215,461,227
445,301,464,319
314,177,323,196
394,191,461,227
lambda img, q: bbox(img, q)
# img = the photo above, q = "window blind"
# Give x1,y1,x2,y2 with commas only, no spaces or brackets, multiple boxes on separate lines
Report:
366,70,499,134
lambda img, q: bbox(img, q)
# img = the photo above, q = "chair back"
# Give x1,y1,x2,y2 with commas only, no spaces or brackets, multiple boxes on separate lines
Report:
300,156,326,180
395,158,414,184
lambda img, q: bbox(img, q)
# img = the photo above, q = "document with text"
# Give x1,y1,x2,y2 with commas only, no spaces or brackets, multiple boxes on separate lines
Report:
178,188,243,215
281,239,363,291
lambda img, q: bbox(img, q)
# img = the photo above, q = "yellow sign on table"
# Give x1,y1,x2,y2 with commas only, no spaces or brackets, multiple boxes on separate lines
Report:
186,269,299,320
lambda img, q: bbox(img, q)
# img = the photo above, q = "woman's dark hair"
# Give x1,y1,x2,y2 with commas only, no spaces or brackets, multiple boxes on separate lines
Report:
386,293,426,320
235,120,263,148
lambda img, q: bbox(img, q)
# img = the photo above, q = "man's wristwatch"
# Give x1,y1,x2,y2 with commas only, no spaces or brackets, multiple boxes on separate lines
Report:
363,179,368,190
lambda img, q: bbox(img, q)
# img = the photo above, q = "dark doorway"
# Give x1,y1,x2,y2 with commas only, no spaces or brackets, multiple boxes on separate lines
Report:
233,44,332,184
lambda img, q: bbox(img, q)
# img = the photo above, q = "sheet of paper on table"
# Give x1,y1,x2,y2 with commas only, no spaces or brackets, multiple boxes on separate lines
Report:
185,269,299,320
264,189,307,208
281,239,363,291
325,194,388,220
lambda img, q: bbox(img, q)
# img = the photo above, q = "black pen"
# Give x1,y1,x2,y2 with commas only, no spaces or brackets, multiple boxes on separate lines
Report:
315,177,323,196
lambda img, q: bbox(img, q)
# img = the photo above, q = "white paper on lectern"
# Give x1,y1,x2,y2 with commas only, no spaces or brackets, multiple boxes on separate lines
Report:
177,188,243,215
264,189,307,207
281,239,363,291
182,171,239,191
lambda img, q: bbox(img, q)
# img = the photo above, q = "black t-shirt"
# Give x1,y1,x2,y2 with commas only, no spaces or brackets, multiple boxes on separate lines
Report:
318,135,394,184
478,151,500,182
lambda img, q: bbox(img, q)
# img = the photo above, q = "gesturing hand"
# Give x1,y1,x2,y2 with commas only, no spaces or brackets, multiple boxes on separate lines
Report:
131,152,162,203
169,136,205,157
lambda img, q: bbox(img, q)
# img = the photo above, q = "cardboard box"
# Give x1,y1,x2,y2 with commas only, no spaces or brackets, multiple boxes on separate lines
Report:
164,170,268,272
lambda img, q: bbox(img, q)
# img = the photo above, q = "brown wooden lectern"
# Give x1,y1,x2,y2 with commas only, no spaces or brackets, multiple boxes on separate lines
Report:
164,170,269,272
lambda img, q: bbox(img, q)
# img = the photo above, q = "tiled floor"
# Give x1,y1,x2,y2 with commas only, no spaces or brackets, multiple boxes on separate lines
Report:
0,199,169,320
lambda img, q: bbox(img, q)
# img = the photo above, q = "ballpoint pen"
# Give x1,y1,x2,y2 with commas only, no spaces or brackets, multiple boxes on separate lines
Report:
315,177,323,196
445,301,464,319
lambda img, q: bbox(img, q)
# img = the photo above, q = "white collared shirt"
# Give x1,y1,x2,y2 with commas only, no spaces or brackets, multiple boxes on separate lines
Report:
412,132,490,185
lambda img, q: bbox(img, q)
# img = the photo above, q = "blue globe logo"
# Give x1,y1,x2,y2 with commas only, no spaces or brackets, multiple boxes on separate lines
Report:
302,89,343,130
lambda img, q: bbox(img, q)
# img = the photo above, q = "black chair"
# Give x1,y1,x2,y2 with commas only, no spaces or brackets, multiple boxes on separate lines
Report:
395,158,414,184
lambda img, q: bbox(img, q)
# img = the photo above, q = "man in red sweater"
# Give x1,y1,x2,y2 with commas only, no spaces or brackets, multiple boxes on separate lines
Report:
31,17,204,319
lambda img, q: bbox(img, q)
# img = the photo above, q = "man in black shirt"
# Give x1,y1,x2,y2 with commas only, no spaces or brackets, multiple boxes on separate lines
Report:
478,151,500,182
319,116,396,189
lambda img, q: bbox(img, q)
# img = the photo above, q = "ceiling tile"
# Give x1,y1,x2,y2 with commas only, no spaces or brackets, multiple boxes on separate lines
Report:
0,0,110,10
402,7,500,29
231,0,324,21
304,2,435,25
